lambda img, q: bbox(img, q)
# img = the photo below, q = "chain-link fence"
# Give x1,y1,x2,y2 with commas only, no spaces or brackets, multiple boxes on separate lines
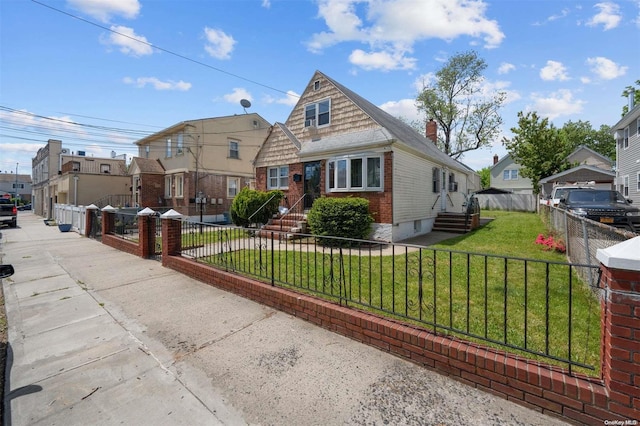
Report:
541,205,638,286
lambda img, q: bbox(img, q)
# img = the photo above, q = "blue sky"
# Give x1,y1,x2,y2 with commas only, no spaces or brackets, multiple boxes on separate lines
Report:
1,0,638,176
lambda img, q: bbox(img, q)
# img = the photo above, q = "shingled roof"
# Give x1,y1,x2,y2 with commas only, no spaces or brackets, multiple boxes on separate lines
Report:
320,72,471,174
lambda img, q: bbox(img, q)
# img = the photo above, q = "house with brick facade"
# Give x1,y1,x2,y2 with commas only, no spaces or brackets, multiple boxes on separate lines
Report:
253,71,479,242
132,113,270,219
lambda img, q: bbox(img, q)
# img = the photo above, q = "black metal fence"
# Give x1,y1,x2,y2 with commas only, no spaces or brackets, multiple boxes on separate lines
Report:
176,219,602,374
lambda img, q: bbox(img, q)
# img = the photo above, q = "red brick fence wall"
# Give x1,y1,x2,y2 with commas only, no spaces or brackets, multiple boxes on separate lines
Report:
96,210,640,424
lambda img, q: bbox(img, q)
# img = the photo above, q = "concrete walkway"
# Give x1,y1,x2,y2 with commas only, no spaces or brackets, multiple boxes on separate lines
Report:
1,212,566,425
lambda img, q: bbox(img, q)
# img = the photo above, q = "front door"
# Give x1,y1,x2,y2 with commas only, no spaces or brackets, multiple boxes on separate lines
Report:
304,161,321,209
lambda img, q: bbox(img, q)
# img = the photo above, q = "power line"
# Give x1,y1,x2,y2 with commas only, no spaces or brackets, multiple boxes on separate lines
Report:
31,0,301,99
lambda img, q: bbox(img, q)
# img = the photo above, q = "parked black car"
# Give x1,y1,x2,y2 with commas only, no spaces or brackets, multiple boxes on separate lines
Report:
558,189,640,232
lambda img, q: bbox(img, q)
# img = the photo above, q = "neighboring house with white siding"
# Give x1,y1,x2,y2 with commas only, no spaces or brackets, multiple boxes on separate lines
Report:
539,145,615,198
253,70,479,242
612,97,640,205
489,154,533,194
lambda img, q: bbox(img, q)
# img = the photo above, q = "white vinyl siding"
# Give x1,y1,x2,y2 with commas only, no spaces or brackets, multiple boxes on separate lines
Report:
615,110,640,205
394,150,438,223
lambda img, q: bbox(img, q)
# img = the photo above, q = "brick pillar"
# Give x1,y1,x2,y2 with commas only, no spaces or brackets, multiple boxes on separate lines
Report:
85,205,98,237
136,208,157,259
101,208,116,236
596,237,640,420
161,210,183,266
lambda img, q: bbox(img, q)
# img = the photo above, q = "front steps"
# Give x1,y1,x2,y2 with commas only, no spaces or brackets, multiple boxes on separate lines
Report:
256,213,307,240
432,212,478,233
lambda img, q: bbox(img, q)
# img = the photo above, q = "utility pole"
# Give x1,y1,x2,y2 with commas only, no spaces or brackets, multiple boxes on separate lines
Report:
14,163,18,206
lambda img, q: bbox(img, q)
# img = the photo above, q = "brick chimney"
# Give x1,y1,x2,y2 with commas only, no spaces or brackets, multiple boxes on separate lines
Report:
493,154,499,165
426,119,437,143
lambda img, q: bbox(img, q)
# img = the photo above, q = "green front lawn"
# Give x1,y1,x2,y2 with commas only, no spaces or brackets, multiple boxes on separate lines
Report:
202,211,601,375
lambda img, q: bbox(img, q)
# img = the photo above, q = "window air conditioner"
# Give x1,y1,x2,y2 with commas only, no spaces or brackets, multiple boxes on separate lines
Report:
305,119,316,128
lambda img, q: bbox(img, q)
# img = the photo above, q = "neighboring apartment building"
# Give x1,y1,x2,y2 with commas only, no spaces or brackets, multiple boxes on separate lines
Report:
253,71,478,242
132,113,271,218
489,154,533,194
0,172,32,203
48,153,130,207
32,139,63,218
612,93,640,204
32,139,130,218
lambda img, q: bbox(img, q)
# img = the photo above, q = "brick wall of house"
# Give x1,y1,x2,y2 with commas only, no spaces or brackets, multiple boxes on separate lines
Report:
256,163,304,206
140,174,165,209
321,152,394,224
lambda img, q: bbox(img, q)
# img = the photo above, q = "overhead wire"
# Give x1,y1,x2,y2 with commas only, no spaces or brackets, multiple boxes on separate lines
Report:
30,0,301,99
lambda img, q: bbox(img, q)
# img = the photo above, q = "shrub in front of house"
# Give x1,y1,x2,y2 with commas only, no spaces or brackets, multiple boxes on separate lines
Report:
307,197,373,246
230,188,283,227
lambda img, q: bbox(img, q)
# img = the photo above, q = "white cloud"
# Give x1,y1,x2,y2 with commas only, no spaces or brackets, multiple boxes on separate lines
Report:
123,77,191,91
498,62,515,74
586,56,627,80
540,60,570,81
222,88,252,104
349,49,417,71
102,25,153,56
263,91,301,107
307,0,504,71
586,2,622,30
547,7,571,22
261,0,271,8
67,0,141,22
204,27,236,60
530,89,585,120
379,99,421,122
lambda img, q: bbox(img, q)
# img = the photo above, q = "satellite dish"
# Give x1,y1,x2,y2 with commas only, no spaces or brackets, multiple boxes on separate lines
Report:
240,99,251,113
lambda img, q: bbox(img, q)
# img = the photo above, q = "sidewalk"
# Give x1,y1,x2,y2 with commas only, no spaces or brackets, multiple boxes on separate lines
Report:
1,212,567,425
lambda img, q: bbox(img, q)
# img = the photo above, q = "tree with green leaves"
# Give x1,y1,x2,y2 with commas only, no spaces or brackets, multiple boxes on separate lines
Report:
559,120,615,161
503,112,571,195
478,166,491,189
621,80,640,116
416,50,506,159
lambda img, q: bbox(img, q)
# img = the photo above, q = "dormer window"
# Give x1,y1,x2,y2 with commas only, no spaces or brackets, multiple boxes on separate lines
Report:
304,99,330,127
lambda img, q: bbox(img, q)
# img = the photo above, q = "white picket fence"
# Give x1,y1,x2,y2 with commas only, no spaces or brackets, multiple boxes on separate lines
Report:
53,204,88,234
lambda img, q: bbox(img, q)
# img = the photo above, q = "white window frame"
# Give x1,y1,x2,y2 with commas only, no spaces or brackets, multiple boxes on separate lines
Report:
175,174,184,198
304,98,330,128
503,169,518,180
267,166,289,189
624,126,629,149
327,154,382,192
177,133,184,155
432,167,440,193
623,175,629,197
166,138,172,158
227,177,240,198
229,140,239,159
164,175,172,198
100,164,111,174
